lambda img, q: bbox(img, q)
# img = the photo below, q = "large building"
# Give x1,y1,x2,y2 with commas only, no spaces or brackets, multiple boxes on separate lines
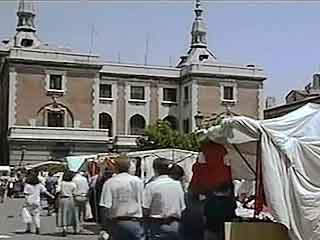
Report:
0,0,266,166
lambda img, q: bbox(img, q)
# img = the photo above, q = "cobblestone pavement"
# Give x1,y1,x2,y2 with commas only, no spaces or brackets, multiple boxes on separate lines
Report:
0,198,100,240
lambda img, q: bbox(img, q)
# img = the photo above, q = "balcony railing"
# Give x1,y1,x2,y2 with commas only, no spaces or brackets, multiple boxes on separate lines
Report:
8,126,111,143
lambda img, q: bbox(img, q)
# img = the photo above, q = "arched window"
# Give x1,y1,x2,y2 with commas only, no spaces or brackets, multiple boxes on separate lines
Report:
47,110,64,127
130,114,146,135
99,113,113,137
36,97,74,128
163,116,178,130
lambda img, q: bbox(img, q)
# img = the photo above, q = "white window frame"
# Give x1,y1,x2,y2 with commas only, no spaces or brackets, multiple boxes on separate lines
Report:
220,81,237,104
162,87,178,104
99,83,113,101
129,85,146,103
45,70,66,95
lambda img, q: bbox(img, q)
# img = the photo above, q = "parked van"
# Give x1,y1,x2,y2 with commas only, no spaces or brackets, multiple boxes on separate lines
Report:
0,166,11,180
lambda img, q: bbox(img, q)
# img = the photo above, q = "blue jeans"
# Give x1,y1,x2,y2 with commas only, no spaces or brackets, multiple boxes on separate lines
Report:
112,220,145,240
149,221,180,240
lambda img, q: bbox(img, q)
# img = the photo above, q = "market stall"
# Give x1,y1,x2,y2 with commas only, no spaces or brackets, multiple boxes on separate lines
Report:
127,148,198,188
200,103,320,240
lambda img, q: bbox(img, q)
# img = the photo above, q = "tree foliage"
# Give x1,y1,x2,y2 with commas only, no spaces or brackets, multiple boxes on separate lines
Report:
136,120,200,152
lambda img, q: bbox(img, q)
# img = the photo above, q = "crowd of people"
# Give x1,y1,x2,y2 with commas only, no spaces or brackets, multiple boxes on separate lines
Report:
0,171,24,201
0,150,274,240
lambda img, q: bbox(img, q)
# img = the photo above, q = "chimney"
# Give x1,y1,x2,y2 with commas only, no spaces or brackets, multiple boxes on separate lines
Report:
313,73,320,89
265,96,276,109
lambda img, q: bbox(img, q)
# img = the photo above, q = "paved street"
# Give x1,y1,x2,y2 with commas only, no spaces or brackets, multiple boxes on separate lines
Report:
0,198,99,240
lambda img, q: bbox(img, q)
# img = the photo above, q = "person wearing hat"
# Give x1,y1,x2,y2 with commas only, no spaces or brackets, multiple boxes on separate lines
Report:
99,154,145,240
143,158,186,240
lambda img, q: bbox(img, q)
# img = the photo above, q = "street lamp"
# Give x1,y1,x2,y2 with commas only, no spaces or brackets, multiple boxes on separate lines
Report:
18,145,27,167
194,111,204,129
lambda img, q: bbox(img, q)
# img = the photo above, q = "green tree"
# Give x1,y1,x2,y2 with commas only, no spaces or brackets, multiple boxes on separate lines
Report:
136,120,200,152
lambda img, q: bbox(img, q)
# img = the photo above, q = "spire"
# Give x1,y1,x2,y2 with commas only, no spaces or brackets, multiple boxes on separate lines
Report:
16,0,36,32
177,0,217,67
191,0,207,48
14,0,41,48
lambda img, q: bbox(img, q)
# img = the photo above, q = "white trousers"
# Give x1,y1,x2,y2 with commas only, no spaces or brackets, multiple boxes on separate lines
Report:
22,205,41,228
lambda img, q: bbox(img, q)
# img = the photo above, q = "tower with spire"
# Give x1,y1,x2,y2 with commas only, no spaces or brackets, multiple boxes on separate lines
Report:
14,0,41,48
177,0,216,67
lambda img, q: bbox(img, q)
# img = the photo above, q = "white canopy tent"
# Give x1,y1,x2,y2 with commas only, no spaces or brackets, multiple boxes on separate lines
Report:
201,103,320,240
127,148,198,187
24,161,65,171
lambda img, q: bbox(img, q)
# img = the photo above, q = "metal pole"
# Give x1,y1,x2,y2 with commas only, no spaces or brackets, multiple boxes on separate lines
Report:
254,135,262,219
232,144,256,176
19,146,26,167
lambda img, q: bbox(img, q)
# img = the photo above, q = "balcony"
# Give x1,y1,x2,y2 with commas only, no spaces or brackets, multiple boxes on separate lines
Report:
113,135,139,150
8,126,111,143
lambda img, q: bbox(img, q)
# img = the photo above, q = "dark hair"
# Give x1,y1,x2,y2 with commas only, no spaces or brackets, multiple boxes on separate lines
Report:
25,172,40,185
114,155,131,173
169,164,185,181
103,168,114,179
62,171,74,182
153,158,172,175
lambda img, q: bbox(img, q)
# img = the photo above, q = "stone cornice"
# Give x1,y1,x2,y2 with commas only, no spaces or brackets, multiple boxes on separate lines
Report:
180,63,266,81
8,57,103,69
101,72,180,81
0,48,10,55
7,47,102,69
101,62,180,79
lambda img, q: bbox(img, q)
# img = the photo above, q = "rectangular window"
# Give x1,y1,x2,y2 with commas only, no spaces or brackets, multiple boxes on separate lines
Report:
99,84,112,98
223,86,234,100
131,86,145,100
47,111,64,127
49,74,63,90
183,119,190,133
184,86,189,101
163,88,177,102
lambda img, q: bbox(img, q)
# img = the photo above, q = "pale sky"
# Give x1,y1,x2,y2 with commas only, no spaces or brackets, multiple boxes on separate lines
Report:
1,1,320,105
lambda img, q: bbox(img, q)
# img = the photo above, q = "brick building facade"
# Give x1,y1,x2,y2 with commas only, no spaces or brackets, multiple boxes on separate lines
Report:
0,0,266,165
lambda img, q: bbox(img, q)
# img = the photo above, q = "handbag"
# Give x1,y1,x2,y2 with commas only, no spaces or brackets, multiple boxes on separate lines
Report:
74,194,88,204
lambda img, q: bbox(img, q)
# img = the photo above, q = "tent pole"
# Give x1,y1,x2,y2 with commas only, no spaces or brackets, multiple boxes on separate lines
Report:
254,135,262,219
76,158,88,173
175,153,197,164
232,144,256,175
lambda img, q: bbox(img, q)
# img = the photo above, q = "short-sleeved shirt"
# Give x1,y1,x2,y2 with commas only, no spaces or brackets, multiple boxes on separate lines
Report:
60,181,77,197
143,175,186,219
72,174,89,196
99,172,143,219
24,183,47,206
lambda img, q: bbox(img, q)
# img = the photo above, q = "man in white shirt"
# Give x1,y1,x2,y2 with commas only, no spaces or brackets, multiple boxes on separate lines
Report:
99,155,145,240
143,158,186,240
72,171,89,233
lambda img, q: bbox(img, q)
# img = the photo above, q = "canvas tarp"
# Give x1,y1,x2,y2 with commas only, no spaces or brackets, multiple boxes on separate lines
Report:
201,103,320,240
